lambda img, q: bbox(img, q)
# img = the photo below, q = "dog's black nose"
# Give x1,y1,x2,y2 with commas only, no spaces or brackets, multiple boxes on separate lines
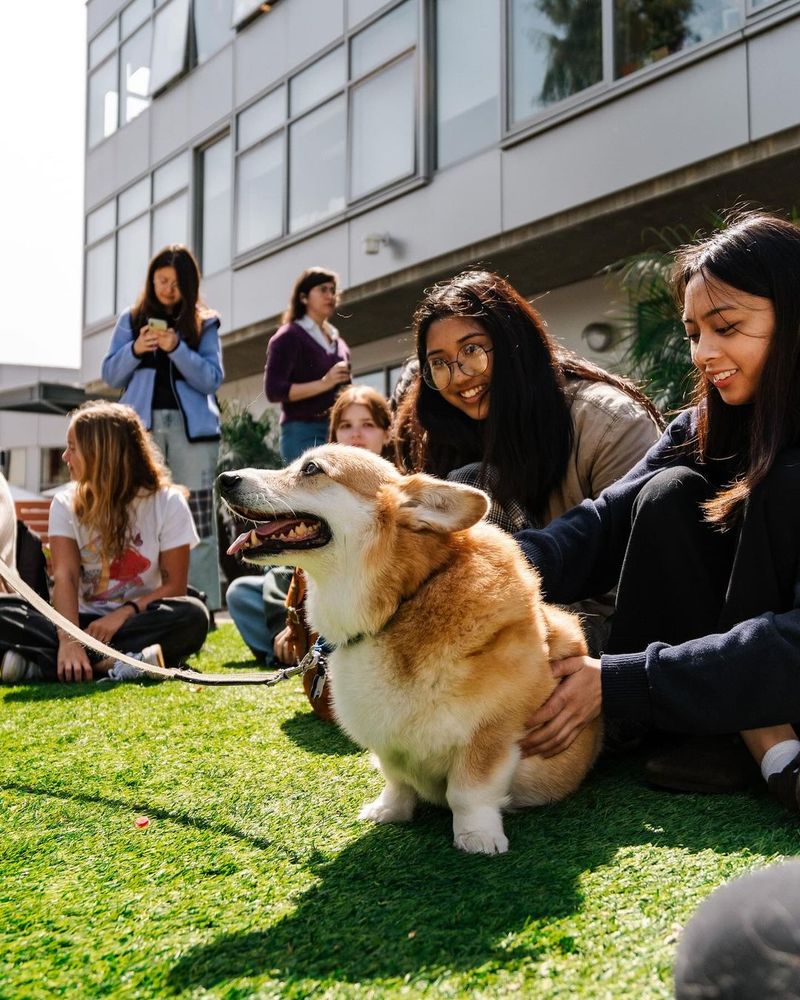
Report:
217,472,241,491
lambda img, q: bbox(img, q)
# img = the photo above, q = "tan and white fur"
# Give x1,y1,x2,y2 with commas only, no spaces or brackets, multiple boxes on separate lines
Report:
218,445,602,855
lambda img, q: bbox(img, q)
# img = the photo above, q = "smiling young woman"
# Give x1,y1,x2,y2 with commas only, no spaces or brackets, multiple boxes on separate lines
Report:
394,270,662,653
516,211,800,817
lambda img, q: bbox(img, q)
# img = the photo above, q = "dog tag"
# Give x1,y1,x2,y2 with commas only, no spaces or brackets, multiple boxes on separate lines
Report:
310,664,327,701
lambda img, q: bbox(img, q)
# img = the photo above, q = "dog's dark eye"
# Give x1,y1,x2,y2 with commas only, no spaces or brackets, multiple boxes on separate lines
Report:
302,460,324,477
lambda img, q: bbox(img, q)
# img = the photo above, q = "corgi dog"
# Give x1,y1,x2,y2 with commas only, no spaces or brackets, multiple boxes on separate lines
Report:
218,445,601,855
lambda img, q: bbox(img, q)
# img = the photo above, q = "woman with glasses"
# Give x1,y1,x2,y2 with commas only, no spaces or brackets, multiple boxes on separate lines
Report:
101,245,224,612
394,270,662,653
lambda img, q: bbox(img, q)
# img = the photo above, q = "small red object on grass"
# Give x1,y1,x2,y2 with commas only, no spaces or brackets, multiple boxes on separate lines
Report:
134,816,150,828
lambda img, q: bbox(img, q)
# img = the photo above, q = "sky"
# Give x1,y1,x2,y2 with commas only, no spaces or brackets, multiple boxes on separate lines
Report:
0,2,86,370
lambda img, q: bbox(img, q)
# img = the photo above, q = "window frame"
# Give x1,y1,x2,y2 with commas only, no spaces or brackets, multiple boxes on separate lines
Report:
231,0,430,265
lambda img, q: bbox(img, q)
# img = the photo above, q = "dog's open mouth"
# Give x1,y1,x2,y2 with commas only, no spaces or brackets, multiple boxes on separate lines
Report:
226,509,331,557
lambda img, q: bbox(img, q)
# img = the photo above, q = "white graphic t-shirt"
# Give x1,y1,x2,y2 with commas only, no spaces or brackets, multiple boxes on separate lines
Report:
49,484,199,615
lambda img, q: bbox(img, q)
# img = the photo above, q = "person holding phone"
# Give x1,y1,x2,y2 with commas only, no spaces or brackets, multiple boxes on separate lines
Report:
264,266,351,463
101,245,224,611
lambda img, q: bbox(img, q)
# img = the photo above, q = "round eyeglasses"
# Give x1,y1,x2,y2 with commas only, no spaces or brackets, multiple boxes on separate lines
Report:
422,343,493,390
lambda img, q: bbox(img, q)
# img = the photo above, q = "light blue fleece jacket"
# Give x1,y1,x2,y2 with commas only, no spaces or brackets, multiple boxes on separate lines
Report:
101,309,224,441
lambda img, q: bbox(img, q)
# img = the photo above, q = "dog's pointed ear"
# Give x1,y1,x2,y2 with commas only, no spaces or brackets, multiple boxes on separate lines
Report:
395,474,489,533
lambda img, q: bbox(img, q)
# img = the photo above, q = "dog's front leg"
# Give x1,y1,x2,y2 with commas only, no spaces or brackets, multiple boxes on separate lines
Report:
447,748,518,855
358,756,417,825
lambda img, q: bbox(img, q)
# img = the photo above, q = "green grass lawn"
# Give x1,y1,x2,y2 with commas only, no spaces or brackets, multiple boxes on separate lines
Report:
0,623,795,998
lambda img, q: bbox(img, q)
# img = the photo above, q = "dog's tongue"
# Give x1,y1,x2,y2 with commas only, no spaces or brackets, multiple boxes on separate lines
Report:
226,517,299,555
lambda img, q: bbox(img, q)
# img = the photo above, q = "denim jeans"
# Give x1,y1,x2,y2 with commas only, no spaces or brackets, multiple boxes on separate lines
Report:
280,420,329,464
225,568,295,663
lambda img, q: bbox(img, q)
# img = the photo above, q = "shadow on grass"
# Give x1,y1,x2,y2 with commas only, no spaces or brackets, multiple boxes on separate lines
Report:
0,780,278,853
165,754,798,992
280,710,361,756
2,682,120,703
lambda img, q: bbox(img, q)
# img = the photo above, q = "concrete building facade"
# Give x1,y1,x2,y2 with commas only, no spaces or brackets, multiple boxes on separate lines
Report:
83,0,800,409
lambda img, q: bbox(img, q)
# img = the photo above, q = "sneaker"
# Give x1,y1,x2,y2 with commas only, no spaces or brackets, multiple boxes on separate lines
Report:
767,751,800,814
103,644,167,683
1,650,44,684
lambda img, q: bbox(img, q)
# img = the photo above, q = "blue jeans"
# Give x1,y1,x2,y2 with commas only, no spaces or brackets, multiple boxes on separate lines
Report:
280,420,329,464
225,567,294,663
150,410,221,610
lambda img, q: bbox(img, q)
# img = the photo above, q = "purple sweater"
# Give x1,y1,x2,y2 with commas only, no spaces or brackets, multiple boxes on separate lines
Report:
264,321,350,424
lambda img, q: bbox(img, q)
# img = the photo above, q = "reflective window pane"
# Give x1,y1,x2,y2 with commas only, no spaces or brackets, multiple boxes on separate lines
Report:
86,201,116,243
347,0,388,28
351,0,417,79
202,135,232,274
233,0,264,27
89,21,118,69
353,370,386,394
350,57,415,200
510,0,602,123
194,0,235,62
121,0,152,37
85,238,116,324
120,22,152,124
236,134,284,253
150,0,190,95
152,192,189,251
88,58,119,147
118,177,150,224
289,46,346,117
614,0,741,78
116,215,150,311
237,87,285,149
153,151,190,202
436,0,500,167
289,96,346,232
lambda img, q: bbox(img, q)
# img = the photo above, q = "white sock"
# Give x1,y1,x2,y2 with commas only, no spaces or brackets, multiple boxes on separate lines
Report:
760,740,800,782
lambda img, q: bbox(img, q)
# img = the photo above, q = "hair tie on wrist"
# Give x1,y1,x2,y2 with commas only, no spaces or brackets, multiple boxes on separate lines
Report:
123,600,140,615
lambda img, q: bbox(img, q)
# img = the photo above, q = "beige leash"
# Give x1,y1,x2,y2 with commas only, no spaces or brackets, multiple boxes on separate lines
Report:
0,556,309,686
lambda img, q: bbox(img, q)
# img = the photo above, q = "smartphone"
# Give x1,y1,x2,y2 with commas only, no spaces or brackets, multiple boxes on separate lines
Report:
148,318,168,331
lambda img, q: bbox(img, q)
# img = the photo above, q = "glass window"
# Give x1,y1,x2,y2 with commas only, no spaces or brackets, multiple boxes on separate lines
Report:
201,135,232,274
116,215,150,311
233,0,265,27
121,0,152,37
152,192,189,251
388,364,405,395
353,370,386,394
119,22,152,125
347,0,389,28
614,0,741,78
436,0,500,167
118,177,150,223
85,238,116,324
153,151,190,201
88,58,119,147
87,201,116,243
236,134,284,253
40,449,71,492
351,0,416,79
509,0,602,124
289,46,346,117
289,96,346,232
89,21,118,69
150,0,191,95
6,449,26,489
238,88,285,149
194,0,235,62
350,56,415,200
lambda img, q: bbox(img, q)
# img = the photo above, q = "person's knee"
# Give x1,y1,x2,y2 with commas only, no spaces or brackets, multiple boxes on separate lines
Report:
632,467,710,527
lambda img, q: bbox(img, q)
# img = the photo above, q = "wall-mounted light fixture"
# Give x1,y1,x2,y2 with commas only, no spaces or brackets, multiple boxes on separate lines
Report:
362,232,390,255
581,322,617,353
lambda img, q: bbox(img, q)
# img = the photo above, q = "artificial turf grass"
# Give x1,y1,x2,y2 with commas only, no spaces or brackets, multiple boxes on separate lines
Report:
0,623,795,998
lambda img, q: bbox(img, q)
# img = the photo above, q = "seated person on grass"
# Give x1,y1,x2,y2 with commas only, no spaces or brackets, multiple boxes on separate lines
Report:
0,401,208,683
519,211,800,818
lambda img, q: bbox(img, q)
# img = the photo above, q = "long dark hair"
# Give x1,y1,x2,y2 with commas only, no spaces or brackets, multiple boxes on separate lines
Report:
673,211,800,527
282,267,339,325
396,270,661,521
132,244,210,349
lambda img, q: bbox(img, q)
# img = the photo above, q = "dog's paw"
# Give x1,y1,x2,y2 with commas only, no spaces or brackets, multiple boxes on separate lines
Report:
454,829,509,855
359,795,414,825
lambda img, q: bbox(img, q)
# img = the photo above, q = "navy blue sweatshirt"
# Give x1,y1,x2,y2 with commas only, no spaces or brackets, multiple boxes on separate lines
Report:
515,409,800,734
